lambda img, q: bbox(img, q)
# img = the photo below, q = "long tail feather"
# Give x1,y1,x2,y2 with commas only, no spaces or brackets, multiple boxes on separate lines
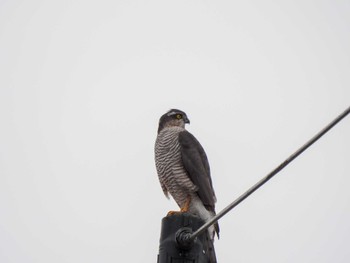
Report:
203,230,217,263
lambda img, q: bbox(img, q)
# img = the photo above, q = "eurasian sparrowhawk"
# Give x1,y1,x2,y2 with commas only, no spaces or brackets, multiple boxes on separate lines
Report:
155,109,219,263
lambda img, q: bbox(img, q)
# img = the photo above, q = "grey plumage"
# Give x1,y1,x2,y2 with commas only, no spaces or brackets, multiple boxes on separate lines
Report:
155,109,219,263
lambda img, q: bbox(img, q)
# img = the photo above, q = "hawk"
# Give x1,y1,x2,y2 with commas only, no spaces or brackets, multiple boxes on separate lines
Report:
155,109,219,263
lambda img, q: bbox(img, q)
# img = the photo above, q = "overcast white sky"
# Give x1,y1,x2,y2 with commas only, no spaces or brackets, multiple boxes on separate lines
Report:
1,1,350,262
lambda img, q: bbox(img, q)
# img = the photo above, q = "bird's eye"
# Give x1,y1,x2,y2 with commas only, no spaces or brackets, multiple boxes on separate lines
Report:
176,114,182,119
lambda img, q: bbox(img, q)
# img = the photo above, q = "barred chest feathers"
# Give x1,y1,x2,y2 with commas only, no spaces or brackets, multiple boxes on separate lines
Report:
155,126,197,208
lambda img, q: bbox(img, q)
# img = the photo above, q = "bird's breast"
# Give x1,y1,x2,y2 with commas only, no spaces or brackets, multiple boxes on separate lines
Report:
155,127,197,206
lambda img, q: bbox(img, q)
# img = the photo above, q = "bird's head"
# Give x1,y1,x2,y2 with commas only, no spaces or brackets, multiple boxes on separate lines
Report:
157,109,190,133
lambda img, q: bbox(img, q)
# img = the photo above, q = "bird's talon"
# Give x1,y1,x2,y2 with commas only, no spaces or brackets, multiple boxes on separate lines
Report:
167,210,181,216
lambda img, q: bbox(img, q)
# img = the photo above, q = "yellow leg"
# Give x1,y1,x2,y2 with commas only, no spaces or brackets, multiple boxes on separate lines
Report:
166,196,191,216
180,196,191,212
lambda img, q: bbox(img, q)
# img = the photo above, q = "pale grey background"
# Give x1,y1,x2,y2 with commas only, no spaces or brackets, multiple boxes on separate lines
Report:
1,1,349,262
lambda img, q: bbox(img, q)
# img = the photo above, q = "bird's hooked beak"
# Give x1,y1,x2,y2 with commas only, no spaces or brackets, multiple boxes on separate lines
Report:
184,116,190,124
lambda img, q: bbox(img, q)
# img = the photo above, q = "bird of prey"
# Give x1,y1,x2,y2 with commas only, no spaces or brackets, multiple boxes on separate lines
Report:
155,109,219,263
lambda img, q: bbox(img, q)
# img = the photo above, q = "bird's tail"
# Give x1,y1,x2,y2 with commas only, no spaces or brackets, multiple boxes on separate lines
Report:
203,230,217,263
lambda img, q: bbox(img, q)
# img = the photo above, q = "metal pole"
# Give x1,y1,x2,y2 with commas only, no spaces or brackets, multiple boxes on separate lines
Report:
157,213,209,263
189,106,350,241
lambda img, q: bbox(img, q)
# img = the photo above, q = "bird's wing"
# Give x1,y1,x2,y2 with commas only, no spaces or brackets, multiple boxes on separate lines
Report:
178,130,216,211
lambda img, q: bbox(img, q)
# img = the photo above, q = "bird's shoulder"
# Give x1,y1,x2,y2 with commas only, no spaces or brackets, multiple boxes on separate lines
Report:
178,130,205,151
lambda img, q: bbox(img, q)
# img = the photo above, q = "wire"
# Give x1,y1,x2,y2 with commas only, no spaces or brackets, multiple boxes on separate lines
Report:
190,105,350,241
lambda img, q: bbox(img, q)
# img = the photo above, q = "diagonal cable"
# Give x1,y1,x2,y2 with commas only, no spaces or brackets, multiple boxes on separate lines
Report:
190,105,350,241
